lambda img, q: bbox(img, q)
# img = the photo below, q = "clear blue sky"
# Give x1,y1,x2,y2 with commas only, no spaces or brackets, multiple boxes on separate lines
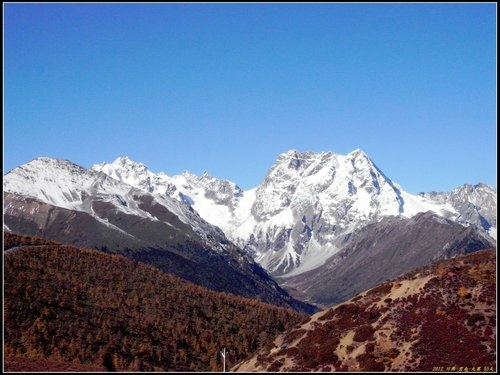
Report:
4,3,496,193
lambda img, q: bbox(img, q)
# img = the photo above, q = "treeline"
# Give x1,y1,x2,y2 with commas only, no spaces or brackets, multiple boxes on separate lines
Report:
4,234,307,371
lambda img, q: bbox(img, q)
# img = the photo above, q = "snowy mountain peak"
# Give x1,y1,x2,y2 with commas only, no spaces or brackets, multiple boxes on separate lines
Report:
257,149,397,210
113,156,146,168
25,157,87,172
5,157,89,187
278,149,300,158
452,182,496,197
241,149,418,274
109,157,150,175
181,170,199,180
4,157,110,210
88,150,495,277
92,157,158,193
344,148,380,171
92,158,247,234
346,148,369,157
275,150,328,170
345,148,362,158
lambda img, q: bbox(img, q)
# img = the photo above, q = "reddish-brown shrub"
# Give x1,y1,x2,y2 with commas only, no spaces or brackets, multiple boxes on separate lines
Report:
267,359,284,372
353,324,374,342
466,313,485,326
318,309,336,321
357,353,385,371
283,329,306,344
365,342,375,353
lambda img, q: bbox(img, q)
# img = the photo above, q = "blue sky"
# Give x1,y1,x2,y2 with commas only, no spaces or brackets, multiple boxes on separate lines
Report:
4,3,496,193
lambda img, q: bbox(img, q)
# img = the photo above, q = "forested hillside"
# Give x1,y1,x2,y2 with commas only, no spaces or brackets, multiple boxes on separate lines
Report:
4,233,307,371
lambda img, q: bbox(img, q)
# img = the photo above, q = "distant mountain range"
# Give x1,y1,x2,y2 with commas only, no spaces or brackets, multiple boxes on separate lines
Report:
233,248,496,371
4,149,496,307
92,151,496,278
280,211,493,306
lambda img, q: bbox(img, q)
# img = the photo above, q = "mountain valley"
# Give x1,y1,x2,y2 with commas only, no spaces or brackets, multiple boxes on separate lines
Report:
90,150,496,306
3,149,496,372
280,211,493,306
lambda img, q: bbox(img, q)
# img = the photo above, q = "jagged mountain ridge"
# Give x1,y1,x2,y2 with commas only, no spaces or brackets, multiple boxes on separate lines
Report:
92,150,496,277
92,156,249,236
420,183,497,239
3,157,315,314
4,158,222,244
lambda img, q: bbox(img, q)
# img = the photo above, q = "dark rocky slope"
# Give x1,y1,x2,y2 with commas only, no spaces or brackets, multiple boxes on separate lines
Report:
280,211,494,306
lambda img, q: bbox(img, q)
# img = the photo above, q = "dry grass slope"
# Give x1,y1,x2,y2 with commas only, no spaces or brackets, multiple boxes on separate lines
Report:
234,249,496,372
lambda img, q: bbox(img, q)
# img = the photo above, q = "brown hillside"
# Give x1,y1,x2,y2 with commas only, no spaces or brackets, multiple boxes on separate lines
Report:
4,357,106,372
234,249,496,372
4,233,307,372
3,232,59,250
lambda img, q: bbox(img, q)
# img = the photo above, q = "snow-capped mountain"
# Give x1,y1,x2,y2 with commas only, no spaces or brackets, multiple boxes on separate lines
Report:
229,149,460,276
4,158,214,240
92,157,252,235
419,183,497,239
3,157,315,313
92,150,496,277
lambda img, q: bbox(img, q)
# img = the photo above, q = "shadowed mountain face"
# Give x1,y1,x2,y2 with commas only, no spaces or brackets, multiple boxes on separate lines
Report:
280,212,495,307
3,158,315,314
234,249,496,372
